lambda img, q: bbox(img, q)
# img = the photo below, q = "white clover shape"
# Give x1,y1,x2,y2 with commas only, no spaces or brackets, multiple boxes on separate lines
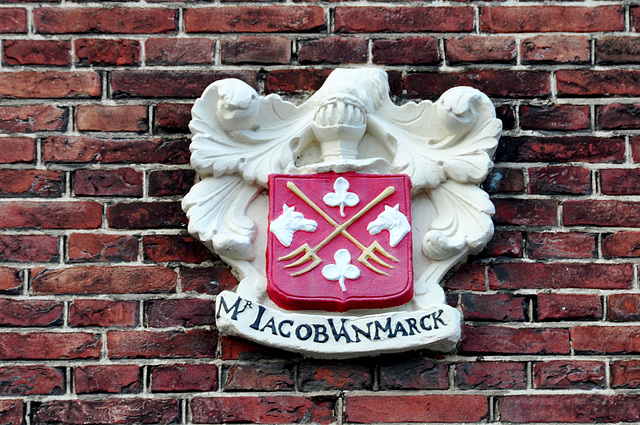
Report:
323,177,359,217
321,249,361,292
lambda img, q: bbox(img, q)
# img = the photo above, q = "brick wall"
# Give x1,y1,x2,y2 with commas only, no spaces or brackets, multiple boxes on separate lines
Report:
1,1,639,424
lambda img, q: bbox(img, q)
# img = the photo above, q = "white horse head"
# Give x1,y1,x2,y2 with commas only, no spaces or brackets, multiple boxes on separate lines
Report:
270,204,317,247
367,204,411,247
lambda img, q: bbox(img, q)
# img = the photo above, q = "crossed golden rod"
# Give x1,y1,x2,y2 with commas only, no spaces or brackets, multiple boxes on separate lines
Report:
279,181,399,277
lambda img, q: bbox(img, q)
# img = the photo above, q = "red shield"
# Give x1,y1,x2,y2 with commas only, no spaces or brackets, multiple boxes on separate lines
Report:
267,172,413,312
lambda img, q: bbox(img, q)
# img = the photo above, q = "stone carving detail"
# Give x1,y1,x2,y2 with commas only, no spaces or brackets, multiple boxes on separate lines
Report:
183,68,501,357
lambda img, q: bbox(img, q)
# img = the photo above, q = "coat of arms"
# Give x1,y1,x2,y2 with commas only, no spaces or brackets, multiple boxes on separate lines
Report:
183,68,501,357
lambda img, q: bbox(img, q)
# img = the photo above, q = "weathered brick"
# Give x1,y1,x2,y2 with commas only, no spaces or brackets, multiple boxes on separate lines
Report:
3,40,70,66
528,166,591,195
180,267,238,295
143,235,212,263
191,396,335,424
572,326,640,353
599,103,640,129
461,293,526,321
74,168,143,197
456,362,526,390
224,362,294,391
107,202,186,229
75,39,140,66
265,69,332,94
149,169,195,196
221,36,289,64
379,358,449,390
147,299,216,328
76,105,148,133
0,202,102,229
0,366,64,395
146,38,215,65
492,199,558,226
35,399,178,424
0,170,64,197
69,300,138,327
527,232,596,259
631,137,640,163
155,103,192,133
597,36,640,64
68,233,137,263
185,6,325,33
0,71,100,99
0,9,27,33
534,361,605,389
460,325,570,354
0,268,22,294
564,200,640,227
482,167,525,193
557,70,640,96
345,395,487,423
609,293,640,321
0,138,34,163
335,7,474,33
34,7,176,34
0,105,67,133
482,230,523,258
0,298,62,326
299,362,372,391
220,336,290,361
373,37,439,65
603,231,640,258
481,6,623,32
0,332,101,360
537,294,603,321
496,136,625,163
0,400,21,425
491,263,632,290
152,364,217,392
443,264,486,291
520,105,590,131
299,37,366,64
107,330,217,359
32,266,176,294
446,36,515,64
75,365,141,394
495,105,516,130
632,7,640,32
611,360,640,388
521,35,590,63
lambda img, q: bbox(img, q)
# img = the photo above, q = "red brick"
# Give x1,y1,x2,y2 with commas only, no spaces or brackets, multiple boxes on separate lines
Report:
446,36,515,64
460,325,570,355
147,299,216,328
603,231,640,257
107,202,186,229
492,199,558,226
75,39,140,66
520,105,590,131
597,36,640,63
527,232,596,259
69,300,138,327
0,170,64,197
599,103,640,129
35,399,178,424
335,7,473,33
74,168,143,197
185,6,324,33
0,268,22,294
632,137,640,163
609,293,640,321
496,105,516,130
152,364,217,392
528,166,591,195
112,70,256,98
265,69,332,94
220,336,288,361
0,71,100,98
149,169,195,196
224,362,294,391
538,294,603,321
443,264,486,291
299,362,371,391
611,360,640,388
500,395,640,423
534,361,605,389
572,326,640,353
0,105,67,133
492,263,632,290
107,330,217,359
456,362,526,390
0,298,62,326
482,167,524,193
191,396,334,424
34,7,176,34
0,332,101,360
0,9,27,33
180,267,238,295
43,136,189,164
221,36,289,64
3,40,70,66
76,105,148,133
481,6,623,33
558,70,640,96
143,235,212,263
632,7,640,32
146,38,215,65
483,230,522,257
405,71,550,99
32,266,176,295
155,103,192,133
75,365,141,394
373,37,438,65
0,138,34,163
346,395,487,423
380,358,448,390
521,35,589,64
0,202,102,229
299,37,366,64
0,400,21,425
461,293,526,321
564,200,640,227
0,366,63,395
496,136,625,163
68,233,137,263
